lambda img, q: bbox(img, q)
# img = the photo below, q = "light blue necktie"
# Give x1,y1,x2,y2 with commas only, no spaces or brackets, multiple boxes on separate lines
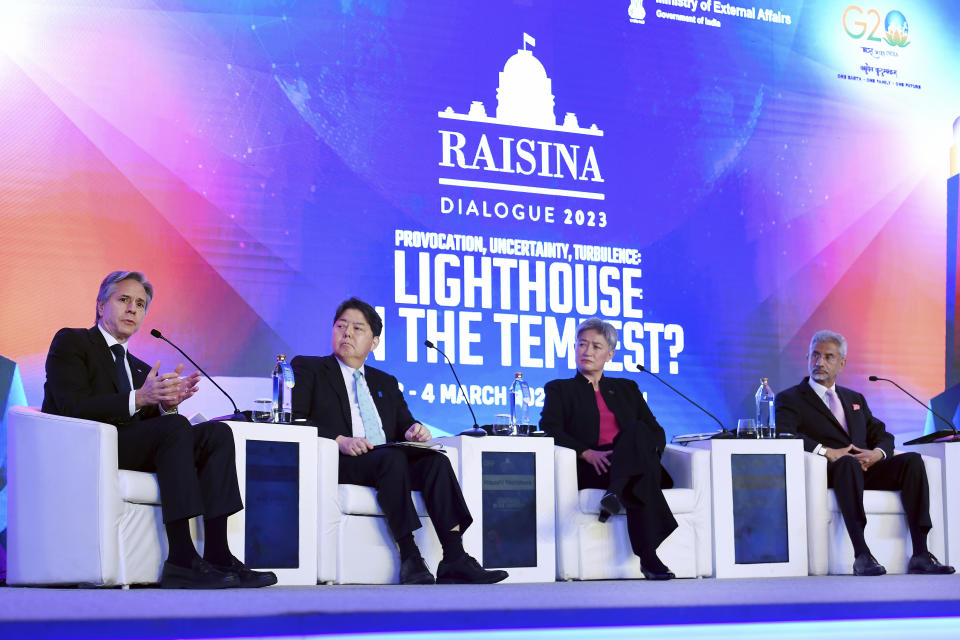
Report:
353,369,386,445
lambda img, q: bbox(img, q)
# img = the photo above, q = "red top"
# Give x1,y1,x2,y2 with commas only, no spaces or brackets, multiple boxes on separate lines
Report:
595,388,620,447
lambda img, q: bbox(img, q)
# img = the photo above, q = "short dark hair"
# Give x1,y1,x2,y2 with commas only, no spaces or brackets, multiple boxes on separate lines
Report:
334,297,383,336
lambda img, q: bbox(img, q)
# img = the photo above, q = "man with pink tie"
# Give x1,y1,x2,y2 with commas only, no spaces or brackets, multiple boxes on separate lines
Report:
775,330,954,576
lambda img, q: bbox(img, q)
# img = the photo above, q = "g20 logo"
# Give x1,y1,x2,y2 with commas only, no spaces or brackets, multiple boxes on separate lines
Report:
842,6,910,47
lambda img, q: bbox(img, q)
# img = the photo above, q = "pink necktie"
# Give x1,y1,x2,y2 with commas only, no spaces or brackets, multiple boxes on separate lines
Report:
825,389,847,433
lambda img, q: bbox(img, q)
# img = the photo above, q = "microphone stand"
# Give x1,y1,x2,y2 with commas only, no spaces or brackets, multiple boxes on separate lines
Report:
150,329,248,422
424,340,486,437
636,364,734,438
868,376,959,444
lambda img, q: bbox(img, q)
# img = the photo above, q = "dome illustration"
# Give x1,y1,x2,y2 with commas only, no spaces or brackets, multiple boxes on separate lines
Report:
437,33,602,137
496,49,556,128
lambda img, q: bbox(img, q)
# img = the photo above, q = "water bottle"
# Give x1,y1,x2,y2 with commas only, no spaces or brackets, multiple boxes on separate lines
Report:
272,354,295,423
755,377,775,438
509,372,533,435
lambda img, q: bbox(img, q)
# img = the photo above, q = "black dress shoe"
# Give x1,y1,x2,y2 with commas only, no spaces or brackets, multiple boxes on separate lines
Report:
598,491,623,523
640,566,676,580
436,554,508,584
908,551,956,575
211,555,278,588
160,557,239,589
399,556,435,585
853,552,887,576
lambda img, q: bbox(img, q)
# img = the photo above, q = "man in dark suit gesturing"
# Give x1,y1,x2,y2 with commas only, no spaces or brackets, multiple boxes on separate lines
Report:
291,297,507,585
43,271,276,589
775,330,953,576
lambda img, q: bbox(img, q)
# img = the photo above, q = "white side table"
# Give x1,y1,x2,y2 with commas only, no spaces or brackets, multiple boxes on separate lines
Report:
437,435,556,583
223,421,318,585
689,438,808,578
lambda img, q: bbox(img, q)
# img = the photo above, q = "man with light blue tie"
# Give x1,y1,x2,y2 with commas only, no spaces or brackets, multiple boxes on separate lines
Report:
291,298,507,585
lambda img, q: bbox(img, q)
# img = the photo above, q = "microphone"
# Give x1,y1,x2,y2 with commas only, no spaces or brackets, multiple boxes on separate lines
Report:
868,375,957,443
424,339,485,437
150,329,247,422
636,364,734,438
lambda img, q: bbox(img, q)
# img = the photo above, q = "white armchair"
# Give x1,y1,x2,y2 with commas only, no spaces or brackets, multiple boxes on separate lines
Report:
7,407,171,586
554,444,712,580
316,438,457,584
805,450,945,575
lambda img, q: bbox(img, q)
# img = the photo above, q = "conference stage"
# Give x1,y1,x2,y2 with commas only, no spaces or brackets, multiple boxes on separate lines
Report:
2,576,960,639
3,1,960,638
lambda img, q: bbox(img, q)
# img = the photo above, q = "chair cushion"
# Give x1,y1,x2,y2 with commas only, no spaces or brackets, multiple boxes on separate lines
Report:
338,484,429,516
578,487,695,515
828,489,905,515
118,470,161,505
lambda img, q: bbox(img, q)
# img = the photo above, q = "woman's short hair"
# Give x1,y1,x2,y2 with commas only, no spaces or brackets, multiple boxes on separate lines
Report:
810,330,847,358
576,317,618,351
95,271,153,322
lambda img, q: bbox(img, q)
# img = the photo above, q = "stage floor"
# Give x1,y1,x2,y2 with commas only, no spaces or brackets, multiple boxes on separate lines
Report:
2,574,960,639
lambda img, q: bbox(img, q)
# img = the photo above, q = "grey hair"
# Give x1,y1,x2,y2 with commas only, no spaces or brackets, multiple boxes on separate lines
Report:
810,330,847,358
576,317,618,351
95,271,154,322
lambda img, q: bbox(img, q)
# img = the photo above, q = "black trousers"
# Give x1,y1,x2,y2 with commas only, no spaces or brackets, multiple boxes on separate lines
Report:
117,414,243,524
827,451,932,548
338,447,472,541
576,449,678,555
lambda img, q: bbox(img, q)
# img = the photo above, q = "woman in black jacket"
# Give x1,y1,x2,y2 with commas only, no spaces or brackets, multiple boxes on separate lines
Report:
539,318,677,579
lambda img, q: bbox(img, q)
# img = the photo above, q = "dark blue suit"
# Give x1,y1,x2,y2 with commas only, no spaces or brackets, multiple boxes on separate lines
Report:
42,326,243,523
775,377,930,552
290,354,471,540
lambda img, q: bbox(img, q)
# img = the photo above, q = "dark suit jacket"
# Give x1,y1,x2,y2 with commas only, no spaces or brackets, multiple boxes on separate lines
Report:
42,326,158,425
290,354,415,442
539,373,667,457
774,377,894,457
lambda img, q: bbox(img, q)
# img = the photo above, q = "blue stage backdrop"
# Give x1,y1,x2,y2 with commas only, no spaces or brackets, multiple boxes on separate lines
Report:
1,1,958,439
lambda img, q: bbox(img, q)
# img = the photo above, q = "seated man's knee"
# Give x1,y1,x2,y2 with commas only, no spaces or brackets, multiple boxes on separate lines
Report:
898,451,922,464
422,452,455,475
199,420,235,446
376,448,409,475
832,454,862,475
897,451,925,474
156,414,193,440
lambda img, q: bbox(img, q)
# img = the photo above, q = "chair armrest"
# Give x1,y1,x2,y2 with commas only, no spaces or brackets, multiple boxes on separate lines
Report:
7,407,121,585
553,445,579,504
663,444,712,577
662,444,708,490
553,446,582,580
803,451,828,575
316,436,340,583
